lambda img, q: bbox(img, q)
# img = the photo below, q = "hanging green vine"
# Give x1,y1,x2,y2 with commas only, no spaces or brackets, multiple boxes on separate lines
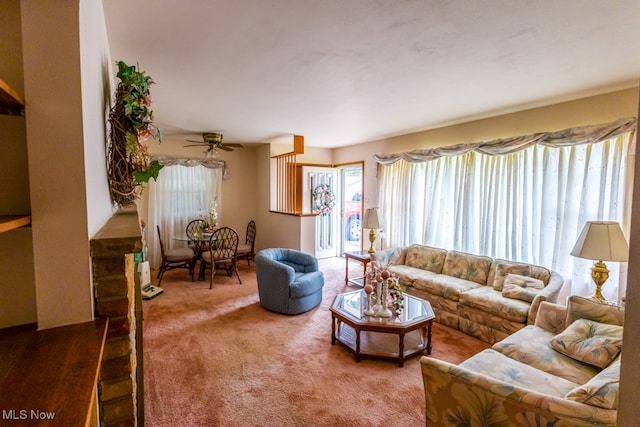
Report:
107,60,163,207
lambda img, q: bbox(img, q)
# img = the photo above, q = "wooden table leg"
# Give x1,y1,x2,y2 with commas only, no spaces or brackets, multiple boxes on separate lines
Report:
331,316,336,345
426,320,433,355
344,256,349,285
355,326,361,362
398,332,405,367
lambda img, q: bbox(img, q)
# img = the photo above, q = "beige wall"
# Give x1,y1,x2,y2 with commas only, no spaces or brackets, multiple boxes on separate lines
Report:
0,0,35,328
139,136,335,260
141,137,261,249
20,0,114,329
126,87,640,262
334,88,639,210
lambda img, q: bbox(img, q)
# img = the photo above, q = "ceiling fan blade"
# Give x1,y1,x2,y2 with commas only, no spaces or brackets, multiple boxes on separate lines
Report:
184,144,206,147
223,143,244,148
218,145,234,151
186,139,206,144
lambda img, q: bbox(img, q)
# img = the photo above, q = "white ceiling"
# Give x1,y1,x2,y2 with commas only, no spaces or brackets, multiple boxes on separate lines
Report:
102,0,640,149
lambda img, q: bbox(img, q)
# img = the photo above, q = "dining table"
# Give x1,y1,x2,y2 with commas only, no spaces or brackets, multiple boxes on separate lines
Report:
173,228,219,280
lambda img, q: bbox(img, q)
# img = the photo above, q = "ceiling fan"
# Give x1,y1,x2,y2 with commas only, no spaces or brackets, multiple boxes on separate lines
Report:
184,132,244,157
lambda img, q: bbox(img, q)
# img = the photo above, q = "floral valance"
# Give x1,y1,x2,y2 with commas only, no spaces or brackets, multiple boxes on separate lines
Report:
373,117,637,165
151,156,229,179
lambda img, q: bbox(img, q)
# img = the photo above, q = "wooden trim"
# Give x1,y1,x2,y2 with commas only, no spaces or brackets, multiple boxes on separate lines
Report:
0,78,25,115
293,134,304,154
334,160,365,168
0,215,31,233
269,210,317,217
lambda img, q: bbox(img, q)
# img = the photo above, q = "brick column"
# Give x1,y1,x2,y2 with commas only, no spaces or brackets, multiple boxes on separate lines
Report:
90,207,143,427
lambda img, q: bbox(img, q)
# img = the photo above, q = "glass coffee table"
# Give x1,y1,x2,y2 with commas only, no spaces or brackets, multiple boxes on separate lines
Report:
330,290,435,367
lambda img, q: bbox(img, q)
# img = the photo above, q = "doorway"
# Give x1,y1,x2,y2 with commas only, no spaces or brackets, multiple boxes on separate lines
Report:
302,166,339,259
340,164,363,255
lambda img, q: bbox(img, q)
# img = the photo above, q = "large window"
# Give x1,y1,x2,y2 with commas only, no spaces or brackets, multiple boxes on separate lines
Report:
378,127,635,300
146,163,223,269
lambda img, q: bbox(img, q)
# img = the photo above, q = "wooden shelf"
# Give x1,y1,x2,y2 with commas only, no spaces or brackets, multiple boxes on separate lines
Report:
0,215,31,233
0,318,107,426
0,78,24,115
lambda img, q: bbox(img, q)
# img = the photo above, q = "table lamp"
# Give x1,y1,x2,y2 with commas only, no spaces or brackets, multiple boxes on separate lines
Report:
363,208,385,253
570,221,629,301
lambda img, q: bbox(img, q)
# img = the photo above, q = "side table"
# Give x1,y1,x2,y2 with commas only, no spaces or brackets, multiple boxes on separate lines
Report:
344,250,371,287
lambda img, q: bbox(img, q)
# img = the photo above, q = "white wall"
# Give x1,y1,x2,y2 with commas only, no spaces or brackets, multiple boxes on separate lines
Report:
80,0,116,235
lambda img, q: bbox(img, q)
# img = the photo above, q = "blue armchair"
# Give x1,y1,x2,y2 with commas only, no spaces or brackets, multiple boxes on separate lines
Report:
254,248,324,315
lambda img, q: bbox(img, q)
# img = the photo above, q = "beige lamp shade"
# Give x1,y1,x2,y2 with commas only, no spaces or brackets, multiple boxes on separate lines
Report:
363,208,385,253
363,208,385,230
570,221,629,262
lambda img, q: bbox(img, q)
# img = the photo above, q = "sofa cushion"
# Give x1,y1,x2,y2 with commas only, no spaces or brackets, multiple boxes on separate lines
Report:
388,265,435,287
489,260,552,291
290,271,324,299
412,274,481,301
458,286,529,323
550,319,623,369
492,325,599,384
565,357,620,409
460,349,579,397
566,295,625,327
501,274,544,302
442,251,493,285
404,244,448,273
370,246,407,268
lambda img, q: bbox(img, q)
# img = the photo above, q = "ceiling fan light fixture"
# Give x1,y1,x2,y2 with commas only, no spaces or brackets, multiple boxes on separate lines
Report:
184,131,243,155
206,146,219,158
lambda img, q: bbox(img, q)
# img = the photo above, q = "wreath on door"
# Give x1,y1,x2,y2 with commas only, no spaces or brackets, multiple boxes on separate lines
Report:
312,183,336,216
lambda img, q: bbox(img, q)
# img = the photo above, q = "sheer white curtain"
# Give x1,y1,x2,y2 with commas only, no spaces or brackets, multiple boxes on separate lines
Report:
379,132,633,300
146,164,222,269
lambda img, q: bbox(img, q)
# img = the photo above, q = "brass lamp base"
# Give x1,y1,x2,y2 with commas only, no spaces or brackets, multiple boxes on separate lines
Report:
368,229,377,253
590,260,610,301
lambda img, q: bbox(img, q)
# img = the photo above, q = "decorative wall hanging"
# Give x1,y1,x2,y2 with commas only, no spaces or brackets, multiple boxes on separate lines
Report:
107,60,163,207
311,183,336,216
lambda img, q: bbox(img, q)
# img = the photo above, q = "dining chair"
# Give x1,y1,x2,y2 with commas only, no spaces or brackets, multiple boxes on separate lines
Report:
236,220,256,266
200,226,242,288
156,225,195,285
186,219,207,277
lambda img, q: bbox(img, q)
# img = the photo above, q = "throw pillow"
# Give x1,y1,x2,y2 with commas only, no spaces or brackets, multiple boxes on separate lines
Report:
501,274,544,303
550,318,623,369
566,357,620,409
492,261,532,291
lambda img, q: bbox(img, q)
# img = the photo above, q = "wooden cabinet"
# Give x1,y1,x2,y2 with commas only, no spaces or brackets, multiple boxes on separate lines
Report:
0,77,31,234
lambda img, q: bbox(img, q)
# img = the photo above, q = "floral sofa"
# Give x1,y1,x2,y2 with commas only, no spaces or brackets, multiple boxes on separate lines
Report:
421,296,625,426
371,244,564,343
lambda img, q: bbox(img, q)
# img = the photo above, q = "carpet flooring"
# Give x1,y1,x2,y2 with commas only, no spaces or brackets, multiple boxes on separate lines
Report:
142,257,489,426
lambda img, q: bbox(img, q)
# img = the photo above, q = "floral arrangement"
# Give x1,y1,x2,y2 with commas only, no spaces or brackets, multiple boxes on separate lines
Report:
107,60,163,207
312,183,336,216
209,199,218,226
364,262,404,315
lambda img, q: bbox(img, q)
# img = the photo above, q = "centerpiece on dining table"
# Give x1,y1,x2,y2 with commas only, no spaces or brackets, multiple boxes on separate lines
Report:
199,199,219,233
363,262,404,318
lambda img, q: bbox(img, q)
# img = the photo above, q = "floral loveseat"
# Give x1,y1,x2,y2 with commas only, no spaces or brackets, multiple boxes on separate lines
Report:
421,296,625,426
371,244,564,343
